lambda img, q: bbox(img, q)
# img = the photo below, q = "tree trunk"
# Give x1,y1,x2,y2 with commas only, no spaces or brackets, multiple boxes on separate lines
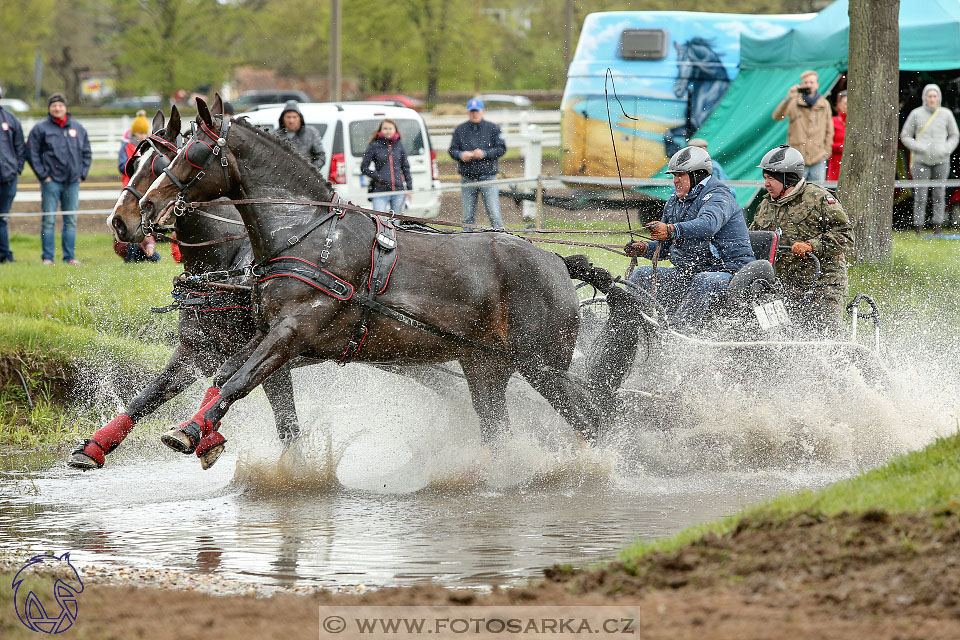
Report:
837,0,899,262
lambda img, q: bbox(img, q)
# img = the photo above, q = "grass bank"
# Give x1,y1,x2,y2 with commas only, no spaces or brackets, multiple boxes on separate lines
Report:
0,232,178,445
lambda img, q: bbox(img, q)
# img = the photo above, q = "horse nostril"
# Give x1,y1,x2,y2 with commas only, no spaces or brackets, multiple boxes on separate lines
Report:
112,217,126,235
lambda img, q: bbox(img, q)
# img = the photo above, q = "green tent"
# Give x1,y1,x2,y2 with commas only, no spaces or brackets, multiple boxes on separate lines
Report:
638,0,960,208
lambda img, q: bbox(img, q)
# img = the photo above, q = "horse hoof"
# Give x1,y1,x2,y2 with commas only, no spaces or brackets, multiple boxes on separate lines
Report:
198,443,225,470
161,428,196,454
66,452,101,470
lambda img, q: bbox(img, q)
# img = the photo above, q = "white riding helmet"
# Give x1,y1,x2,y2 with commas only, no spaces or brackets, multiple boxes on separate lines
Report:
666,146,713,175
758,145,805,178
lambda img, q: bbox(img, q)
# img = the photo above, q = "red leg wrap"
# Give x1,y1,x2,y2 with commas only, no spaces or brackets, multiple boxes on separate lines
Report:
82,414,135,465
189,390,228,438
199,386,220,408
196,431,227,458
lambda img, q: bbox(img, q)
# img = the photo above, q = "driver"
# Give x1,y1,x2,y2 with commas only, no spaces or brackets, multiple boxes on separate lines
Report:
750,145,853,333
624,145,755,330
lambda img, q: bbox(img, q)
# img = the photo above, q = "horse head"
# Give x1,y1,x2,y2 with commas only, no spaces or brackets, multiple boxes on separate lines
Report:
672,38,725,98
139,94,240,230
109,106,182,242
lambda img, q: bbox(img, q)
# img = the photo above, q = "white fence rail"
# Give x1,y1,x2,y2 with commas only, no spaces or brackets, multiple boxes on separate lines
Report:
18,111,562,161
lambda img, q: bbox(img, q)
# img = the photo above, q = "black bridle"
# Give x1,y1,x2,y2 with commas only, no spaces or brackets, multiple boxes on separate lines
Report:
122,133,181,202
163,116,233,217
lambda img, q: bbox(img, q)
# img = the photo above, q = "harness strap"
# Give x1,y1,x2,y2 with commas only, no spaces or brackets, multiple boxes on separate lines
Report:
340,217,398,364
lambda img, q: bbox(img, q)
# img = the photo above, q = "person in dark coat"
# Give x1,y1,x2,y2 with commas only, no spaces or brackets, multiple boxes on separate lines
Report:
27,93,91,265
448,98,507,228
276,101,325,169
0,85,26,263
361,119,412,213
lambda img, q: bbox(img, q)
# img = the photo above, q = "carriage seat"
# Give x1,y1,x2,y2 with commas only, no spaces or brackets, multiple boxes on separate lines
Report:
748,230,778,265
723,231,779,304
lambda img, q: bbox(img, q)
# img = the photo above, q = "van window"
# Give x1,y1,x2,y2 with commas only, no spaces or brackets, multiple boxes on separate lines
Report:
348,119,426,157
619,29,668,60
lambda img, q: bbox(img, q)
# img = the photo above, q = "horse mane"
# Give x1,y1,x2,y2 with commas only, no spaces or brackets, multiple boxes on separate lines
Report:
229,116,336,193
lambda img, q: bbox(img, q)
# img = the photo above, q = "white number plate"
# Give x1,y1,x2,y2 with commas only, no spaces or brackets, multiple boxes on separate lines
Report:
753,300,791,330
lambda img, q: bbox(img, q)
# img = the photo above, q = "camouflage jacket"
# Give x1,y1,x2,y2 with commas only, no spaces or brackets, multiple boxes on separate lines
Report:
750,180,854,294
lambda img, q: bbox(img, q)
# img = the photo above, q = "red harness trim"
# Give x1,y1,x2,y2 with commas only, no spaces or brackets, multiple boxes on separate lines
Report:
149,134,178,154
766,233,778,265
338,326,368,362
186,139,216,170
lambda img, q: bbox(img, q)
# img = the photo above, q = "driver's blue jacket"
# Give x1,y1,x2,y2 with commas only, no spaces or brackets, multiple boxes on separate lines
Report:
642,176,754,273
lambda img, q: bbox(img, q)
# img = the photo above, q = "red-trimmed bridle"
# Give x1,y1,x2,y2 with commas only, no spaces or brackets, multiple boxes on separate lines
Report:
162,116,234,218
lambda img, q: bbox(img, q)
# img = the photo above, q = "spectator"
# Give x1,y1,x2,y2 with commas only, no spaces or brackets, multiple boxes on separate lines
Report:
827,91,847,182
113,235,161,263
448,98,507,229
0,84,26,263
901,83,959,234
361,119,412,213
276,101,325,169
118,110,150,187
751,145,854,334
772,70,834,182
27,93,91,265
687,138,729,180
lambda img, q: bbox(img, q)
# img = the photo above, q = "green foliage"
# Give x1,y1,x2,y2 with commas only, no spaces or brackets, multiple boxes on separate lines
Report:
109,0,239,97
0,0,55,92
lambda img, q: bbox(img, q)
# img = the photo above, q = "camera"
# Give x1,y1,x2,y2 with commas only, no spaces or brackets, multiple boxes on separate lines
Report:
797,87,811,95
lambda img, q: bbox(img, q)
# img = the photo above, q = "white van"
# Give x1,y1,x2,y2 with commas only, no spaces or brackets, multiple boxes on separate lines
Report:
240,102,441,218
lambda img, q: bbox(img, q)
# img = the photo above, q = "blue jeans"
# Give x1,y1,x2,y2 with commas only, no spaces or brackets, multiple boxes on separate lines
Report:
804,160,827,182
629,266,732,328
371,193,405,214
461,175,503,229
40,180,79,262
0,177,16,262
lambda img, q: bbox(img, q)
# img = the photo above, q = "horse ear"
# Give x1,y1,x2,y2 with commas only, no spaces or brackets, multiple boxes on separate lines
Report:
167,105,181,139
196,97,212,126
151,110,165,134
210,93,223,116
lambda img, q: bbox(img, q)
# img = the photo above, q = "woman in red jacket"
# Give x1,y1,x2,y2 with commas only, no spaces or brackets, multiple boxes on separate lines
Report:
827,91,846,181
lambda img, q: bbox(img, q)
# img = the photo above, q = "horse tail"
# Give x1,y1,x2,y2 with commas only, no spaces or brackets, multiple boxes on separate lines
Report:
561,254,613,293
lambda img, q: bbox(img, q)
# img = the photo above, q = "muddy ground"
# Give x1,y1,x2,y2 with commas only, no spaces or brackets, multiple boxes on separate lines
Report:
3,509,958,639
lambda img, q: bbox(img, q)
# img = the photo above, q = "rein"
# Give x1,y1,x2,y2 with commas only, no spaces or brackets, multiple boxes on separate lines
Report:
182,197,638,256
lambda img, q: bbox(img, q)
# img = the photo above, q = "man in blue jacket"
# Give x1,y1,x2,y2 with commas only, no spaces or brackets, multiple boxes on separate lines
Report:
448,98,507,228
27,93,91,265
0,85,26,263
624,145,754,329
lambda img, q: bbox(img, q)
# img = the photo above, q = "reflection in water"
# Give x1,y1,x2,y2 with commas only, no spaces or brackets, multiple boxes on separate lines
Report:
0,353,954,590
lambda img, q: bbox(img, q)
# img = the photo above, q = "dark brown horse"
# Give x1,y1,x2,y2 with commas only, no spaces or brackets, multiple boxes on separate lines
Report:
135,97,599,469
70,106,301,470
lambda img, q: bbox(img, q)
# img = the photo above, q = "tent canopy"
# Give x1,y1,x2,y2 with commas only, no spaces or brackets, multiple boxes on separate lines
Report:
741,0,960,71
636,0,960,208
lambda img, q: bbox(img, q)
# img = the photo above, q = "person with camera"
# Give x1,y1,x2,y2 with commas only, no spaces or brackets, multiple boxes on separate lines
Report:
360,119,412,213
772,70,834,182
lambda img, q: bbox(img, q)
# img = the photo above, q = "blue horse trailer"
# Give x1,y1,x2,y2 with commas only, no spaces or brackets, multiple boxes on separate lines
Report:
561,11,811,181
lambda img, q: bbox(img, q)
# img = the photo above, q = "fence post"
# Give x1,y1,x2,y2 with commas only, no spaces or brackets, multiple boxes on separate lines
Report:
522,123,542,225
535,176,544,229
